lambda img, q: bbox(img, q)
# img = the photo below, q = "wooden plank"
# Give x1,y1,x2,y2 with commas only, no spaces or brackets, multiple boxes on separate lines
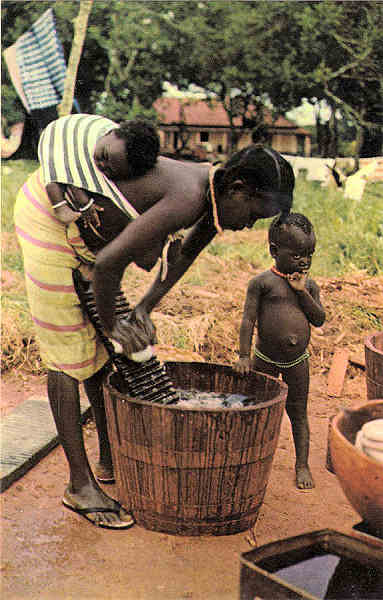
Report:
350,351,366,369
327,349,350,397
0,395,90,493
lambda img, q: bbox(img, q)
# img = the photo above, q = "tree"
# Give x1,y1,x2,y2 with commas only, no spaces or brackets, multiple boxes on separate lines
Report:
3,0,381,159
288,1,383,158
164,2,286,154
58,0,93,117
85,1,184,121
159,1,323,154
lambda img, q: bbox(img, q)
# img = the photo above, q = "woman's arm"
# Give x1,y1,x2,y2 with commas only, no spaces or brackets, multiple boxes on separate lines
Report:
92,186,214,330
137,214,217,314
46,182,81,224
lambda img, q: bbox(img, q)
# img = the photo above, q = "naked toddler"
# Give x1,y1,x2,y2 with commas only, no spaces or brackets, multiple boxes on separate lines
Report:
234,213,325,489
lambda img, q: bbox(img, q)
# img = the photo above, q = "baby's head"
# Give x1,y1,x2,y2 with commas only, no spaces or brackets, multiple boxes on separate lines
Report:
268,213,316,275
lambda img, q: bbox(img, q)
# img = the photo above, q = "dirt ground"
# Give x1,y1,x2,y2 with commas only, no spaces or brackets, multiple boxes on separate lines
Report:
1,365,367,600
2,256,382,599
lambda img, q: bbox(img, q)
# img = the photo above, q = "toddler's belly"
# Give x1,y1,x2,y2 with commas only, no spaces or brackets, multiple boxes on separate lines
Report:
257,304,310,361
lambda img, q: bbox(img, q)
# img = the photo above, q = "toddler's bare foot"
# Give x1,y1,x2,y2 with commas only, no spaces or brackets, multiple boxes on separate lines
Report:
296,465,315,490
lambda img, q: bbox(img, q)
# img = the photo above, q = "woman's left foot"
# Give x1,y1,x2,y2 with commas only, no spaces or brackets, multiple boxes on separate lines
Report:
63,490,133,529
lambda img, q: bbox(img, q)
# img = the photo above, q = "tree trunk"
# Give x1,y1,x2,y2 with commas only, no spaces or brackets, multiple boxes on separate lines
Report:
354,124,364,172
58,0,94,117
328,105,338,158
315,107,323,157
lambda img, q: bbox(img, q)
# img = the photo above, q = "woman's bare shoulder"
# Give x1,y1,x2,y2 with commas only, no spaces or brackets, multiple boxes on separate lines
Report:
158,157,211,188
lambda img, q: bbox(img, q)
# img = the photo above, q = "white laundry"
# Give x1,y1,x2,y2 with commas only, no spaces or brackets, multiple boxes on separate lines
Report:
355,418,383,464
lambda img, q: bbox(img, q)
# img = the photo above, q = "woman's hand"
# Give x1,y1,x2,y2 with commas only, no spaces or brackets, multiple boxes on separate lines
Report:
132,305,157,345
108,309,157,357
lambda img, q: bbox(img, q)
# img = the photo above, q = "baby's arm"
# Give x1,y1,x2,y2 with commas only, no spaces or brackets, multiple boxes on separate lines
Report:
46,183,102,227
234,277,262,374
46,182,81,224
287,273,325,327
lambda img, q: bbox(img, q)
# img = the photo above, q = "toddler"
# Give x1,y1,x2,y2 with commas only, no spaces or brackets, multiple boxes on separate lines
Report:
234,213,325,489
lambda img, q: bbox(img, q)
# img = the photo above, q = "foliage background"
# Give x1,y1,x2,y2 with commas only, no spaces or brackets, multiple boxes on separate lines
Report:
2,0,382,157
2,160,382,375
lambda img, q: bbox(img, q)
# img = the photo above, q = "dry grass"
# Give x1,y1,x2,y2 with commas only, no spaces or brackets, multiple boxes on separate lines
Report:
2,226,382,376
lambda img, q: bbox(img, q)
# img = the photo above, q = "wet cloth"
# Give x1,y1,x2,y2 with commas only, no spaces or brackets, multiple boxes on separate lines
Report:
355,419,383,464
3,42,30,112
38,114,140,219
14,168,109,381
254,347,309,369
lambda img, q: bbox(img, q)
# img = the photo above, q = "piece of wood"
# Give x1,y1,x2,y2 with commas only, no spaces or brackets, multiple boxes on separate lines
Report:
350,352,366,369
334,331,346,345
327,349,349,397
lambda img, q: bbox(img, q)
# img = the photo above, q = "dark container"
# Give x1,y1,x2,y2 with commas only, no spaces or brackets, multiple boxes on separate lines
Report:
352,520,383,548
103,361,287,536
239,529,383,600
365,332,383,400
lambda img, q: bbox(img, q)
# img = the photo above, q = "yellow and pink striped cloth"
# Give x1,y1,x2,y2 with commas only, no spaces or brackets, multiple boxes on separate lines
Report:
14,168,109,380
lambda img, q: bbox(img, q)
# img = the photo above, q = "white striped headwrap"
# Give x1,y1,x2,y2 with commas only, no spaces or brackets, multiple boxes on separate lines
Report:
38,114,139,220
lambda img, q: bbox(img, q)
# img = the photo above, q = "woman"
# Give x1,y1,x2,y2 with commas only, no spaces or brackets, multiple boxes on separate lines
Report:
14,114,294,529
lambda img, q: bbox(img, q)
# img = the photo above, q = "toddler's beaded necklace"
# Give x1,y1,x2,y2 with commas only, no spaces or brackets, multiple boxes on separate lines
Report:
270,266,288,279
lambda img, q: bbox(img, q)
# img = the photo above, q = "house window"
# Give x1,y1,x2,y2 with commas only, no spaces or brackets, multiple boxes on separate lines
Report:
200,132,209,143
165,131,171,147
217,144,223,153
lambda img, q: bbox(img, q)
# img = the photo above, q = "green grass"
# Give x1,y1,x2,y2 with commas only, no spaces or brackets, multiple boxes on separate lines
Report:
2,160,382,279
287,176,383,277
1,159,382,372
1,160,38,232
208,175,383,277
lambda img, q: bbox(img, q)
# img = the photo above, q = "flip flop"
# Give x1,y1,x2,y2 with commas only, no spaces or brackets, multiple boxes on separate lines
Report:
96,475,116,484
62,499,134,529
94,465,115,484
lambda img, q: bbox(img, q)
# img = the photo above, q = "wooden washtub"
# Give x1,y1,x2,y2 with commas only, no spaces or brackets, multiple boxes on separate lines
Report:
104,361,287,536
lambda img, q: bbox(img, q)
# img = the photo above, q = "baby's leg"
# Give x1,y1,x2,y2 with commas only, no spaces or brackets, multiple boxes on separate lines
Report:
282,359,314,490
253,356,280,379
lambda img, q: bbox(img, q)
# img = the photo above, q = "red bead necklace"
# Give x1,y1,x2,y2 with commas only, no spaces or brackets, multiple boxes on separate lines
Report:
270,266,288,279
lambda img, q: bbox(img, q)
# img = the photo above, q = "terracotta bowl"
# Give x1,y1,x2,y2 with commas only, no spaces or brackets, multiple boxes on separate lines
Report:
329,399,383,534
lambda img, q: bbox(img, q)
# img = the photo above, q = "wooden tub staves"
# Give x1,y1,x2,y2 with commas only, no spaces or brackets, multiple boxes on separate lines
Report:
365,332,383,400
103,361,287,536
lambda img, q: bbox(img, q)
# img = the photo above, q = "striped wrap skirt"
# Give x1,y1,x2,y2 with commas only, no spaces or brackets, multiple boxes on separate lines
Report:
14,168,109,381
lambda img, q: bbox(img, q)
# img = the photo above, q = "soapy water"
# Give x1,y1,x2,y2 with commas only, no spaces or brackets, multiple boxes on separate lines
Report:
174,389,250,409
272,553,383,599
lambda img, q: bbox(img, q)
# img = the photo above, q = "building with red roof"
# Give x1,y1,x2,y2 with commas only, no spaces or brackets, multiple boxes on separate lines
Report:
154,97,311,159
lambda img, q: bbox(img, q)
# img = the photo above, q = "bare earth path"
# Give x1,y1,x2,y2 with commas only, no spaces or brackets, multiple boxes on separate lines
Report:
1,370,364,600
